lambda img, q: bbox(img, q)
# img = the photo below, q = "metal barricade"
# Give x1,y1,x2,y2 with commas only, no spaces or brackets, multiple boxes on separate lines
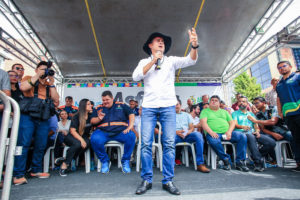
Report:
0,91,20,200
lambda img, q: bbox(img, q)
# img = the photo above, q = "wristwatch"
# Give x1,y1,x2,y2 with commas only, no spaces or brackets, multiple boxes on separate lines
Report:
49,85,56,88
191,44,199,49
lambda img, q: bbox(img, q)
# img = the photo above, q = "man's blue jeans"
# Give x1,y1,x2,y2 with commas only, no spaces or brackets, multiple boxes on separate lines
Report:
13,114,49,178
206,131,247,162
140,106,176,184
175,132,204,165
91,129,136,163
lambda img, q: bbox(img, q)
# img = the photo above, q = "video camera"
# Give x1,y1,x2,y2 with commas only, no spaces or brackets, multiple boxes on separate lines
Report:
41,61,55,79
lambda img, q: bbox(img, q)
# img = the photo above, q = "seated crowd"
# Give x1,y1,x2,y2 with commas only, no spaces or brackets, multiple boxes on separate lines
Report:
0,61,299,188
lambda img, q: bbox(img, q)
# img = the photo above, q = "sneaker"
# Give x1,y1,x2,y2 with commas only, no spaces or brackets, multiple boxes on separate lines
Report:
13,177,28,185
101,161,111,174
175,159,182,166
54,157,65,166
292,165,300,172
71,159,76,171
236,161,249,172
254,161,264,172
59,168,68,177
223,159,231,170
30,172,50,178
121,160,131,174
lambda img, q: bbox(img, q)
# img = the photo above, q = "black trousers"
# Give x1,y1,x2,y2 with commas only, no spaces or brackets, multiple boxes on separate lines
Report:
286,114,300,163
64,134,90,165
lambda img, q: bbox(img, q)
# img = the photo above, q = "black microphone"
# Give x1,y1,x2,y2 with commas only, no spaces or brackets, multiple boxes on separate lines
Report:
155,51,162,70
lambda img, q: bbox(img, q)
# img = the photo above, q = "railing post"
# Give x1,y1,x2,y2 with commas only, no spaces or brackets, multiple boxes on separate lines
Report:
0,91,20,200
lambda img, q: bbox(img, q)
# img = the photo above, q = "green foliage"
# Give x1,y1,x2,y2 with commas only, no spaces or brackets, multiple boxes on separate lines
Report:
232,72,263,102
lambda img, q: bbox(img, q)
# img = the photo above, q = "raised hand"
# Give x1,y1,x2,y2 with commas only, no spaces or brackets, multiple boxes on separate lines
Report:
188,27,198,47
97,109,106,120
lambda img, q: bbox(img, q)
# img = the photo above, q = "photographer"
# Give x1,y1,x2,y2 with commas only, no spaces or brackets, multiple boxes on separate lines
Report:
13,61,59,185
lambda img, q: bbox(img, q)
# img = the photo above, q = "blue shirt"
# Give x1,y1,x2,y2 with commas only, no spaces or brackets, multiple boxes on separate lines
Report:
232,110,256,132
176,112,193,131
276,72,300,117
92,102,134,134
58,105,78,119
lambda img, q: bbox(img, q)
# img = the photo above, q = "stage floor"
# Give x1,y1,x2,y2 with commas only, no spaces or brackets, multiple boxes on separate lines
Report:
8,162,300,200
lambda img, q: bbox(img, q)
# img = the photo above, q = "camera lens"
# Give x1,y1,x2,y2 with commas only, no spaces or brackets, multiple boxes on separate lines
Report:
48,69,55,76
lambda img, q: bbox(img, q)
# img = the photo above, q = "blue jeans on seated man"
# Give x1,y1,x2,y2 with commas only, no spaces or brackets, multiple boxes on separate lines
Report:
90,129,136,163
206,131,247,163
245,131,276,163
140,106,176,184
175,131,205,165
13,114,49,178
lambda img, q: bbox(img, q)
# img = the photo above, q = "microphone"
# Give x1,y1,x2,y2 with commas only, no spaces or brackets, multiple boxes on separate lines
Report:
155,51,162,70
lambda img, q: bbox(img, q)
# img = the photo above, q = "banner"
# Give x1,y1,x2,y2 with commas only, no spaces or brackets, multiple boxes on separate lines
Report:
62,83,223,108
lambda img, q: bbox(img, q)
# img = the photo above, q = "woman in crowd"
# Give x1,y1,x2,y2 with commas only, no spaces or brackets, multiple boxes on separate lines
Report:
8,70,23,103
56,99,92,176
49,110,71,160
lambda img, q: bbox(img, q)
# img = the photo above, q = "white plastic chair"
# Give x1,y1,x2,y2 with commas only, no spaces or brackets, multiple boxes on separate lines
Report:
97,140,124,172
43,131,60,173
275,140,291,167
136,122,163,172
207,141,236,169
175,142,197,170
62,146,91,173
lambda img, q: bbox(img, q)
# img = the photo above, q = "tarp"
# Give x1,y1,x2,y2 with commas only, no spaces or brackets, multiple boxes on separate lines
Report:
12,0,274,79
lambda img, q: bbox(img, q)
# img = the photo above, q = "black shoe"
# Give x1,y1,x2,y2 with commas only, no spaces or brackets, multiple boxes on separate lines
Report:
135,180,152,195
59,168,68,177
292,165,300,172
223,159,231,170
162,182,181,195
55,157,65,166
236,161,249,172
254,161,264,172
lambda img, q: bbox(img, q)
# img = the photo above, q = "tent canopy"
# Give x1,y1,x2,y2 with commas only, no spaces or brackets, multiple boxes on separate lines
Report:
13,0,274,79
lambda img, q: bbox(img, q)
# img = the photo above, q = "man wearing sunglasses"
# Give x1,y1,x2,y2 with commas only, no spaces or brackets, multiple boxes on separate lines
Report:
12,63,25,82
276,61,300,172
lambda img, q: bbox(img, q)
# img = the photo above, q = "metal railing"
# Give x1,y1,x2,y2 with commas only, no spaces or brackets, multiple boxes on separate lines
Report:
0,91,20,200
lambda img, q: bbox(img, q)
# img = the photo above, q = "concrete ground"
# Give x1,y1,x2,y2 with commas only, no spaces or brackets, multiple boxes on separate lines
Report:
6,162,300,200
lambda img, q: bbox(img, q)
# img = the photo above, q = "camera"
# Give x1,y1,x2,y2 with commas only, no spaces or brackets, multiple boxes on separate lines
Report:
41,61,55,79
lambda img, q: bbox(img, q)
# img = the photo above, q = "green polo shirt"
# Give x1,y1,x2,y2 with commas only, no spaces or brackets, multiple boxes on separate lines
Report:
200,108,232,134
232,110,256,132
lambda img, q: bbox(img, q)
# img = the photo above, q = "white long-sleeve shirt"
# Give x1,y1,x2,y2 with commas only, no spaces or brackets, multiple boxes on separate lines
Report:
132,54,197,108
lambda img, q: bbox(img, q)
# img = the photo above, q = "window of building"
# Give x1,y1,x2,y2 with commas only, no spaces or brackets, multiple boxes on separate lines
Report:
250,57,272,90
292,48,300,70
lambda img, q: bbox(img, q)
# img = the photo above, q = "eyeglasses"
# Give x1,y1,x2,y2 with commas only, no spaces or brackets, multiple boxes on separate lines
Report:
9,75,19,78
253,102,260,105
277,64,288,70
15,67,24,71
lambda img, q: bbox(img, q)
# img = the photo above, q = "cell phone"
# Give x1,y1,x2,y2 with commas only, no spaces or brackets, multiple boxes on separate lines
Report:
222,134,227,140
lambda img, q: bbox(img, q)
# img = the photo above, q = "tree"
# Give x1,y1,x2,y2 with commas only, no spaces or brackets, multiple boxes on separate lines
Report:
232,72,263,102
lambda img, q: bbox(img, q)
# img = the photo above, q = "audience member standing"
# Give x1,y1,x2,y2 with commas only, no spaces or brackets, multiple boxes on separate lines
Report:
184,98,193,112
276,61,300,172
13,61,59,185
8,70,23,103
11,63,25,82
0,68,11,128
58,96,78,119
198,95,209,111
265,78,279,107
